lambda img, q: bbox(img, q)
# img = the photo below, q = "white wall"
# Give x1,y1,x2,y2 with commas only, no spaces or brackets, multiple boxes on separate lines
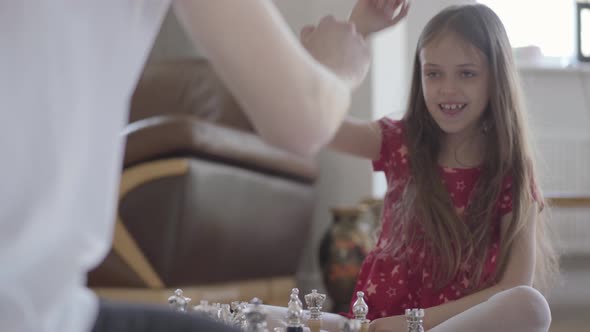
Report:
520,68,590,254
149,7,198,60
521,69,590,193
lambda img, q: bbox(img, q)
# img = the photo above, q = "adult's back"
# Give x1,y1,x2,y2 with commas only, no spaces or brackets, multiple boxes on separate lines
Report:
0,1,371,331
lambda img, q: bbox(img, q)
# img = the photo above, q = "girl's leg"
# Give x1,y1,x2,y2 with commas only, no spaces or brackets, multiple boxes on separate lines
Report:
429,286,551,332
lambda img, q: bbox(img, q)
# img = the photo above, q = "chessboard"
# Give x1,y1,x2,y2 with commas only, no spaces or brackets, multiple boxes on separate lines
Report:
167,288,425,332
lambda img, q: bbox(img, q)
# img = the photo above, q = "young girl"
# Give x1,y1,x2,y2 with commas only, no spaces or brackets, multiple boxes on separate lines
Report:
321,2,559,332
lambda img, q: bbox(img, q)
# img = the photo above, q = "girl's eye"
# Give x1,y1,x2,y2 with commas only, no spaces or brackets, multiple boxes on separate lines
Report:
461,71,476,78
425,71,440,78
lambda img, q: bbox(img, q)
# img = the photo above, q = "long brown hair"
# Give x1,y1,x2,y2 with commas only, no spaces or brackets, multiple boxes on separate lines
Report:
392,4,559,293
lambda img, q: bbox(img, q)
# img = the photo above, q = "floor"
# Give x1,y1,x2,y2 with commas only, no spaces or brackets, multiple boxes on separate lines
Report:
547,255,590,332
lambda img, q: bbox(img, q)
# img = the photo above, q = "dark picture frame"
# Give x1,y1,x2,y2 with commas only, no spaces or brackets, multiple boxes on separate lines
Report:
577,1,590,62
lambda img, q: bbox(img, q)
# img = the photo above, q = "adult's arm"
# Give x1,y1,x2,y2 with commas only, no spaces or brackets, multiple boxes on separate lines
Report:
173,0,361,157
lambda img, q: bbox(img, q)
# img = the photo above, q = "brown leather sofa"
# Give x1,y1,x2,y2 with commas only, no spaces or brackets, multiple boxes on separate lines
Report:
88,58,318,305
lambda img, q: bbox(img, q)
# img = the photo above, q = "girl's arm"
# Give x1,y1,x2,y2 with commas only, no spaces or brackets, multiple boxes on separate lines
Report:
326,0,409,159
172,0,369,158
369,205,538,331
328,117,382,160
421,208,536,330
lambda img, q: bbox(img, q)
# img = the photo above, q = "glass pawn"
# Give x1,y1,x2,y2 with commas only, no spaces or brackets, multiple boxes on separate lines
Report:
352,291,370,332
405,308,425,332
286,288,304,332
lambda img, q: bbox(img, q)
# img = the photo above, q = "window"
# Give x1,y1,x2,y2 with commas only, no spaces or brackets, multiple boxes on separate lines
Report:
477,0,576,58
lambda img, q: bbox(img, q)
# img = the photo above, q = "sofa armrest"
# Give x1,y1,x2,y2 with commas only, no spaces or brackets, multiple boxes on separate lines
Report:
122,114,318,183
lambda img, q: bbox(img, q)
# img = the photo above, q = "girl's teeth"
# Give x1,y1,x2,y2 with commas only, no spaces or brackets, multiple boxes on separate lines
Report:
440,104,465,110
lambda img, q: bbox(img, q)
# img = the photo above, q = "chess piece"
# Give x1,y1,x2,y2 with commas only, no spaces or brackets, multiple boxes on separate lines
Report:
304,289,326,332
291,288,303,308
286,288,304,332
219,304,233,325
341,319,361,332
210,302,222,321
231,301,249,330
168,289,191,312
352,291,370,332
193,299,210,315
244,298,269,332
405,308,425,332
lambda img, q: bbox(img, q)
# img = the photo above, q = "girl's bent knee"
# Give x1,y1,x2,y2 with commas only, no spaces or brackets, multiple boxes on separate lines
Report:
501,286,552,330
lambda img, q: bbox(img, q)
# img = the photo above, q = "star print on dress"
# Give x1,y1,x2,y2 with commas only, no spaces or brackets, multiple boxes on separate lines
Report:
398,145,408,163
455,206,465,215
456,181,466,191
398,145,408,157
460,262,471,271
422,270,430,281
366,281,378,296
443,167,458,173
387,287,397,297
461,276,470,288
438,294,450,303
390,265,400,277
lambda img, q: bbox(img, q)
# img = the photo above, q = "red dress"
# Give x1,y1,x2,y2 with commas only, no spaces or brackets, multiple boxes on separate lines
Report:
348,118,514,320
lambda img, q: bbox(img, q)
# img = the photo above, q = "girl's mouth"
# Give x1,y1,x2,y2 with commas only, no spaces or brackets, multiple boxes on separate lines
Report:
439,103,467,117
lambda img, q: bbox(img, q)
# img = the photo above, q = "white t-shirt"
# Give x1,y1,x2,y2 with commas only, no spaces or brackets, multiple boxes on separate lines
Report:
0,1,170,331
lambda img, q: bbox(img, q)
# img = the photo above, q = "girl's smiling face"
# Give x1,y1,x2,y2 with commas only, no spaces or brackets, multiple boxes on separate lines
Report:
420,32,490,139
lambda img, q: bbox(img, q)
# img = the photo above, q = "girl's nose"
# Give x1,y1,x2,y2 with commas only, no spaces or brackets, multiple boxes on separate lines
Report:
439,77,458,95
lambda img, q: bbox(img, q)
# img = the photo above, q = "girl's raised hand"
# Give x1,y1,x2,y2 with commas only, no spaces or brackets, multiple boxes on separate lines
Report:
349,0,411,38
